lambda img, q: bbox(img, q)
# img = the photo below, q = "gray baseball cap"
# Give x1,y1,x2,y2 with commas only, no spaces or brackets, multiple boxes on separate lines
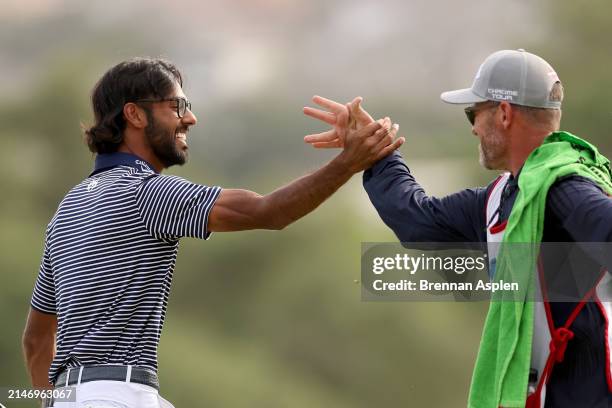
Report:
440,49,562,109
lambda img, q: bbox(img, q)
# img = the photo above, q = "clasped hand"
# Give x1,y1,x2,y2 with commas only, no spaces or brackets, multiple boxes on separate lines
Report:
303,96,404,173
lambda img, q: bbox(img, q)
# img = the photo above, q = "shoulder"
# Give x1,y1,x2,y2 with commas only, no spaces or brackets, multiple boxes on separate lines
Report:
137,173,199,192
548,175,605,203
135,173,220,206
550,174,605,194
547,174,607,215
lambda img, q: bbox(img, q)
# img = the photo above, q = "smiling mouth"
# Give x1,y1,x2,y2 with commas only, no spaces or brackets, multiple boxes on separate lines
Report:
175,131,188,147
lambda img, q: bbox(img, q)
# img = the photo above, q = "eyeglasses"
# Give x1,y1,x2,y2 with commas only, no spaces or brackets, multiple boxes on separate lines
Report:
464,102,499,125
136,97,192,118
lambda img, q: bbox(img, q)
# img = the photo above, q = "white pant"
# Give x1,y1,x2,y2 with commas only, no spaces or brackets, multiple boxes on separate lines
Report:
51,381,174,408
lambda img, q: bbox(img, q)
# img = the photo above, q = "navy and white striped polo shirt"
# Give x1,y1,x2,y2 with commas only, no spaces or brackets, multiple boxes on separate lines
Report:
31,152,221,384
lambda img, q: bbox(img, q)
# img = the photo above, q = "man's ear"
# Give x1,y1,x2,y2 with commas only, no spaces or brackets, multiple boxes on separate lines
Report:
123,103,148,129
498,101,513,130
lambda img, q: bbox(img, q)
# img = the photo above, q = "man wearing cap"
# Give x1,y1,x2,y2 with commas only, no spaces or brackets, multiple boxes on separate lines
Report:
304,49,612,407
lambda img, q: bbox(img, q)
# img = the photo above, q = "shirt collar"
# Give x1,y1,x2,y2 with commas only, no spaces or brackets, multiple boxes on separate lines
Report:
90,152,158,177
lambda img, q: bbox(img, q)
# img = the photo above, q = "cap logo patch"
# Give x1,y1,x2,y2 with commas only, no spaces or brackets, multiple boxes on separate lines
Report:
488,88,518,101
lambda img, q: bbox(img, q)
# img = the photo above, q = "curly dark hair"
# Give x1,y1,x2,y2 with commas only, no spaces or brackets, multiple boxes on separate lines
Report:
84,57,183,154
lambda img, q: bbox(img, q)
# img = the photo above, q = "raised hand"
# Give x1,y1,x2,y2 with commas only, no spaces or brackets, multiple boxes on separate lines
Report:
346,97,375,131
302,95,349,148
303,95,374,148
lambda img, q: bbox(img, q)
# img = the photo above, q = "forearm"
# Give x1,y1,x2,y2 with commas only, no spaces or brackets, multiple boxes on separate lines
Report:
209,120,398,232
363,151,486,242
363,151,431,240
23,336,55,388
261,155,354,229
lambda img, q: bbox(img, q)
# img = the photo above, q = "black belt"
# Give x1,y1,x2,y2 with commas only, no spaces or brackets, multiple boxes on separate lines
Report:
54,365,159,390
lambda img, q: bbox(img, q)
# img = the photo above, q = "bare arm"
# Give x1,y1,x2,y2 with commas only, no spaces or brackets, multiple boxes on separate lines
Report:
23,308,57,389
208,120,403,232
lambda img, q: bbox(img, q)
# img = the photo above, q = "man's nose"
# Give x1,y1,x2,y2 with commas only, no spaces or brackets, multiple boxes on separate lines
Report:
182,108,197,126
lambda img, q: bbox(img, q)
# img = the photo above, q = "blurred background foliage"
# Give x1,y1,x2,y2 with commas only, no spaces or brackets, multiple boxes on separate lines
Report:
1,0,611,406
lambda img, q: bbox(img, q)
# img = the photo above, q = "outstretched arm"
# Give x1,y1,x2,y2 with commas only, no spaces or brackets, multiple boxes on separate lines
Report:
363,152,488,242
208,120,404,232
303,95,487,242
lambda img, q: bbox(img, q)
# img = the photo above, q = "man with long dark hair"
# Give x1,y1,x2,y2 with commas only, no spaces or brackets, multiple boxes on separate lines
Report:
22,57,403,407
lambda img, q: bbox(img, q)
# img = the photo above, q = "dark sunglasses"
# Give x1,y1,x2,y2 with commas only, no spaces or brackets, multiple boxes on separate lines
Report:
464,102,499,125
136,97,192,118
